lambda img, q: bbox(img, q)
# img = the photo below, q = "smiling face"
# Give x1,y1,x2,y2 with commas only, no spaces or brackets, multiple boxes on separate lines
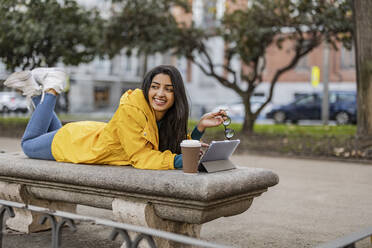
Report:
148,73,175,121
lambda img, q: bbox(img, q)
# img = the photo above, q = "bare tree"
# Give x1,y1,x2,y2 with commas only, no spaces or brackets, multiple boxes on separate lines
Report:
353,0,372,146
176,0,353,134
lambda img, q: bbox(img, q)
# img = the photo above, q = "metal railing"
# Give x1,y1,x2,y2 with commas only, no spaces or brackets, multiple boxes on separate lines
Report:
316,226,372,248
0,199,233,248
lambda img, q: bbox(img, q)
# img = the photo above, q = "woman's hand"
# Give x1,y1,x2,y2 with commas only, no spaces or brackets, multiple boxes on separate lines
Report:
197,109,227,132
199,142,209,159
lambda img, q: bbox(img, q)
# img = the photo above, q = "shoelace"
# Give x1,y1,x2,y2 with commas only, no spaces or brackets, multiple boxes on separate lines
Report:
26,97,35,111
39,72,49,104
24,84,42,110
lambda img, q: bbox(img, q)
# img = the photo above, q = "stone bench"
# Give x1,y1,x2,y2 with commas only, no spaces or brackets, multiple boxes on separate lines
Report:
0,152,278,247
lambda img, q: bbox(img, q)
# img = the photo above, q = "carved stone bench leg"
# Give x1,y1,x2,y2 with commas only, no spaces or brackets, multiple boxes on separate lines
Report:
0,181,76,233
112,199,202,248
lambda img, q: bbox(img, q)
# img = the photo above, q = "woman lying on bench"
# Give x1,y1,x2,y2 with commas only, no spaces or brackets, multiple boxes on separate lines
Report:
3,65,225,170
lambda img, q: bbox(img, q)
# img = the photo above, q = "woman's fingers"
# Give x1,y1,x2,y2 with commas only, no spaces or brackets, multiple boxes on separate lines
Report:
199,148,206,159
203,109,227,120
214,110,228,121
201,142,209,148
199,109,227,128
200,142,209,157
218,109,227,116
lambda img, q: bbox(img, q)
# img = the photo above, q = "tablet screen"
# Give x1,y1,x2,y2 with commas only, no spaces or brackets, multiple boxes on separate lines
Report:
200,139,240,163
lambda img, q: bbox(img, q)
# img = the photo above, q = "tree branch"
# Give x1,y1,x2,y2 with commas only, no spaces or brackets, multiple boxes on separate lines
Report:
191,46,244,95
266,35,321,107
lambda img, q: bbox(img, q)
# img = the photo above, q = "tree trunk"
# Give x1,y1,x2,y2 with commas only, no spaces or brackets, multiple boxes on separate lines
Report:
241,101,255,135
353,0,372,148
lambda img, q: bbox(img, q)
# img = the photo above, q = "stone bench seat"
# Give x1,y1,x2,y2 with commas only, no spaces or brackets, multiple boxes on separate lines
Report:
0,152,279,247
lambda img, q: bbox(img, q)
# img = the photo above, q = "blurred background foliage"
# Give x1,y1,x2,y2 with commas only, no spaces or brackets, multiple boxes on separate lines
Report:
0,0,103,70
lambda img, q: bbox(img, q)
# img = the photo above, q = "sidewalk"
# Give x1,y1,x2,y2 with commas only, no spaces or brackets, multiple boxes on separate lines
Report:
0,137,371,247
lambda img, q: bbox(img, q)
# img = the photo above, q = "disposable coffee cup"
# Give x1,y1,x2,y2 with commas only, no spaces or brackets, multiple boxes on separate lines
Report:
181,140,201,173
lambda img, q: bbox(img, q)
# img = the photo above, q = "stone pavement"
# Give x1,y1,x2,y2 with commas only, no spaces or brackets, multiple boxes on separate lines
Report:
0,137,372,248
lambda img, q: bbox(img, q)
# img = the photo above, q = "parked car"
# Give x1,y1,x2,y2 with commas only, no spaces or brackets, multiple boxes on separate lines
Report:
212,96,273,122
0,92,28,113
266,91,357,125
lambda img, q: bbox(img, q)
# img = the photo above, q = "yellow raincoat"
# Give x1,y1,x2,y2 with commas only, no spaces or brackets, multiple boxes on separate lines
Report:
51,89,176,170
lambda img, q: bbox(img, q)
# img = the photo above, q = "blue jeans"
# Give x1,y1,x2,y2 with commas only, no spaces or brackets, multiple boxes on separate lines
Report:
21,94,62,160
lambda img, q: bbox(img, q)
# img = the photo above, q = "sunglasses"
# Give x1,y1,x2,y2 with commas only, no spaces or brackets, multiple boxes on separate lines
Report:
223,116,235,140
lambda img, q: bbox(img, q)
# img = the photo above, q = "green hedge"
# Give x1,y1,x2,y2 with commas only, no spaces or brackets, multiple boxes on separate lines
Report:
0,117,29,138
190,120,362,160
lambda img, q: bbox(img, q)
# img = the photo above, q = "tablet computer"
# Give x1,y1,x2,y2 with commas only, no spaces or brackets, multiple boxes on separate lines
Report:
199,139,240,172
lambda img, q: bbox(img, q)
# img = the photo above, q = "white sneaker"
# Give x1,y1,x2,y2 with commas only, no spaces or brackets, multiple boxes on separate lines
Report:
32,67,69,94
3,71,42,98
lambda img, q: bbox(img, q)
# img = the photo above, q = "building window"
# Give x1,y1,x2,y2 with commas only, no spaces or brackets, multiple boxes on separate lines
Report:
295,55,309,71
187,60,192,83
94,86,110,108
203,0,218,29
94,57,111,75
136,55,143,77
0,63,6,74
340,45,355,69
193,0,225,29
199,79,216,88
125,55,132,72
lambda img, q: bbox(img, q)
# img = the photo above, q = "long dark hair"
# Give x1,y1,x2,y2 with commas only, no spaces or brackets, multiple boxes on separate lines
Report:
142,65,189,154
